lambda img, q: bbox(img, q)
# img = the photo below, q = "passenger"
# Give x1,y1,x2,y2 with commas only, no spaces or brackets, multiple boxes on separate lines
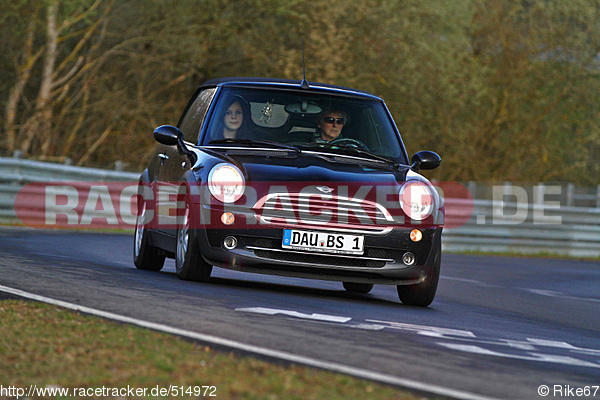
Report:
313,108,347,143
213,95,251,139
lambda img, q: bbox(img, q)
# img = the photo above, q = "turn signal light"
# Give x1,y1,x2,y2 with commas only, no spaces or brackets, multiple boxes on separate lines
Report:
221,212,235,225
410,229,423,242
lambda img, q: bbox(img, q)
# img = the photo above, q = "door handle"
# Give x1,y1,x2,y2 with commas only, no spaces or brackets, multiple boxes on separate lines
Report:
158,153,169,166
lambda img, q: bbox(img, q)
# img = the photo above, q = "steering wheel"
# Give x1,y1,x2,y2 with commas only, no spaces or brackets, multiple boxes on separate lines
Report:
329,138,369,150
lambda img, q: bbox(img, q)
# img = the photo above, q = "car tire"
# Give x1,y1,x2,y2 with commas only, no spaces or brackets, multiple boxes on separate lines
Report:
133,198,165,271
342,282,374,294
175,197,212,282
396,240,441,307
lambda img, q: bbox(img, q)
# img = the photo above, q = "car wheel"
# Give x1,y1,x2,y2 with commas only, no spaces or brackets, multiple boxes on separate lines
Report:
175,198,212,282
396,241,441,307
133,199,165,271
342,282,374,294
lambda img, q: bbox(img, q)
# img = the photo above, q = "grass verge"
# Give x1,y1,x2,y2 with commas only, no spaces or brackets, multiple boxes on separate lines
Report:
0,300,430,400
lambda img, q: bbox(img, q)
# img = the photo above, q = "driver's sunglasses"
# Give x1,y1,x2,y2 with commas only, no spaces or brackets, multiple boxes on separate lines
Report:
322,117,345,125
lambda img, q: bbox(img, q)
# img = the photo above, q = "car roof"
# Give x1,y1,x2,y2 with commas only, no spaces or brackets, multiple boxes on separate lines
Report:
199,77,382,101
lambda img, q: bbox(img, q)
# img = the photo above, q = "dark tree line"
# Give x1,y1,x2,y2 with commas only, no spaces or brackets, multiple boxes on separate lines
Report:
1,0,599,184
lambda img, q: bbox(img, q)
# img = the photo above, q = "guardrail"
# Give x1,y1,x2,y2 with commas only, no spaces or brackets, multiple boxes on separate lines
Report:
443,199,600,258
0,157,139,225
1,157,599,258
463,181,600,209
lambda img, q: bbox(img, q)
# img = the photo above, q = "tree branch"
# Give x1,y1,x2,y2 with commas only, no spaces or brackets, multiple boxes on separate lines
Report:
76,123,113,166
58,0,103,34
51,56,84,89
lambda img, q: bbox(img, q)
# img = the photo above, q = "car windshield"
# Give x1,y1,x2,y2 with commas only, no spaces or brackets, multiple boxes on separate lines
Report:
200,87,408,164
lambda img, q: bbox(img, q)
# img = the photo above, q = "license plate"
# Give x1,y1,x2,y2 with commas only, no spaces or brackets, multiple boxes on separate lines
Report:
282,229,364,255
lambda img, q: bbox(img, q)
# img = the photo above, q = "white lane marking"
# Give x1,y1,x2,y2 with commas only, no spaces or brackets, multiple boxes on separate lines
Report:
32,253,77,260
236,308,477,338
349,323,386,331
236,307,351,323
0,284,499,400
438,343,600,369
440,276,495,287
239,308,600,369
366,320,476,338
523,288,600,303
526,338,600,356
366,320,600,366
442,276,600,304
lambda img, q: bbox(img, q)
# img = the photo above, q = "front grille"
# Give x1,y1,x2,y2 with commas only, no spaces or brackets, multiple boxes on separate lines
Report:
245,237,393,268
253,249,387,268
254,193,393,234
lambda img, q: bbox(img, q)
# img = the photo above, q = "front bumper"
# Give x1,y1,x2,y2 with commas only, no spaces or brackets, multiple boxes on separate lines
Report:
194,224,443,285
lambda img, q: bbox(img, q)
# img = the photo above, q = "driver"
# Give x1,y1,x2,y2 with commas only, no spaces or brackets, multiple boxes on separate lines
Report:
313,108,347,143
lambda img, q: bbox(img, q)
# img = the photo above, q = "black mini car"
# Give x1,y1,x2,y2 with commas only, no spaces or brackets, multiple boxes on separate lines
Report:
134,77,443,306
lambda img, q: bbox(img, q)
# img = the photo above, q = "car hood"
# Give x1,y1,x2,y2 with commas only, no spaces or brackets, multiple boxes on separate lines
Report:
224,151,410,184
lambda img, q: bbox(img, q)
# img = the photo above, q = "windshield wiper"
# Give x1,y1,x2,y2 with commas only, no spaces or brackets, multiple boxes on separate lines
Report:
208,138,301,154
301,143,399,168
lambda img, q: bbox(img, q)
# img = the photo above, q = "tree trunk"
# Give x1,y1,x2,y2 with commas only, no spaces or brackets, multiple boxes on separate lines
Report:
4,10,42,154
20,0,59,155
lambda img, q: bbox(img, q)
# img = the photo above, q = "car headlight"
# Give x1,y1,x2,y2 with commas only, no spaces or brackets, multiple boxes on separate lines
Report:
208,164,245,203
399,181,434,221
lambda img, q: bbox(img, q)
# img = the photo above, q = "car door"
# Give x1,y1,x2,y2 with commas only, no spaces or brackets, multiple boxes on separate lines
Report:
156,87,217,237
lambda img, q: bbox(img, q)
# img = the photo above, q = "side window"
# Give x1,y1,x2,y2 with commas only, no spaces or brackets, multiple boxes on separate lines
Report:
178,88,216,143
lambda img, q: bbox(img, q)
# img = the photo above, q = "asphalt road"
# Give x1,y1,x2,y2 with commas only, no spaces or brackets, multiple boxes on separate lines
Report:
0,227,598,399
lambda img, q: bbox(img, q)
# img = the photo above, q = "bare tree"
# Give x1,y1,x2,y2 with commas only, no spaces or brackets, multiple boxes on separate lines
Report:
3,4,44,154
4,0,109,158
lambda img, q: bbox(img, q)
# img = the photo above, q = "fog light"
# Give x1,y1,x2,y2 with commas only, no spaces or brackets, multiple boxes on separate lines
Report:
402,252,416,266
221,212,235,225
410,229,423,242
223,236,237,250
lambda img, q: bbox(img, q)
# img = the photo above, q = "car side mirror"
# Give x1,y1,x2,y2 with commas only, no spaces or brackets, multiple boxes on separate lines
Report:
153,125,182,146
411,150,441,171
153,125,195,159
